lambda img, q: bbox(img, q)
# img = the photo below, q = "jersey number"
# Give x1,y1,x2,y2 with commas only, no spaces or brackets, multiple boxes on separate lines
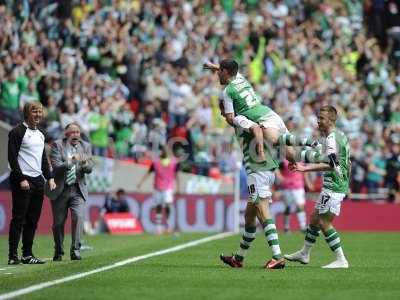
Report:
248,184,256,194
240,89,258,107
321,194,330,206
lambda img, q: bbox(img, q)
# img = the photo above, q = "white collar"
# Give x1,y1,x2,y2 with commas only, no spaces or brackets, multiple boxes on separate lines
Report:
23,122,37,130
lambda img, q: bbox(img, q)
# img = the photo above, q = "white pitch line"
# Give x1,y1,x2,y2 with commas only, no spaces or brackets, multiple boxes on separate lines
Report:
0,232,234,300
0,267,16,271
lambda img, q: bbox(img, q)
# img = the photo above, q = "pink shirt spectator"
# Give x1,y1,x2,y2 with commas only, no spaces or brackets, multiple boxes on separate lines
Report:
281,160,304,190
153,157,178,191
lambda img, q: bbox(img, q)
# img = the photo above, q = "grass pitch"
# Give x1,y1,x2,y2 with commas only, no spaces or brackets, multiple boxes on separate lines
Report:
0,232,399,300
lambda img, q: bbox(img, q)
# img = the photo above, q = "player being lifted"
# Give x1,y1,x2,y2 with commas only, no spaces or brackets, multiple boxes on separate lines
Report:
203,59,319,160
285,105,350,268
218,102,285,269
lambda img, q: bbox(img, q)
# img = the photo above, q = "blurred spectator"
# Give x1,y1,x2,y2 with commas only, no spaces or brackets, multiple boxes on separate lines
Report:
1,71,21,125
385,141,400,202
350,138,367,194
365,146,386,194
90,188,130,234
102,189,130,214
89,102,111,157
0,0,399,201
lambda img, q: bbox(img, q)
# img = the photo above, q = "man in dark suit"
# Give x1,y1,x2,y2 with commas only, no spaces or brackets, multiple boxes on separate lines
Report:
8,101,56,265
47,122,93,261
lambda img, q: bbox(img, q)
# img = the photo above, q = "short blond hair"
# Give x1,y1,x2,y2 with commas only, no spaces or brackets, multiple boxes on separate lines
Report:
319,105,338,122
23,101,43,120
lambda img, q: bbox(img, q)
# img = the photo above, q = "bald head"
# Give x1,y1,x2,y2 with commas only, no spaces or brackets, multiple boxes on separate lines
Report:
65,123,81,145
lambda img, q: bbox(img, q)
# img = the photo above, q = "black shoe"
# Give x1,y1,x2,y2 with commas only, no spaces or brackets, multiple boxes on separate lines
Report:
8,257,21,265
70,251,81,261
53,254,63,262
21,255,46,264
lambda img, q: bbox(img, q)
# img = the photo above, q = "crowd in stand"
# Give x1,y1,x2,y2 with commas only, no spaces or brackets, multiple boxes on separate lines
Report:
0,0,400,200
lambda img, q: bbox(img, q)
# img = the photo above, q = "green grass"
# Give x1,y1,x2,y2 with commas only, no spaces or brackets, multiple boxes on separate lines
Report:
0,232,400,300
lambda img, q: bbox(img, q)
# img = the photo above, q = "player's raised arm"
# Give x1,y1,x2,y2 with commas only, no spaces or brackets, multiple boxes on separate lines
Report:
203,61,220,71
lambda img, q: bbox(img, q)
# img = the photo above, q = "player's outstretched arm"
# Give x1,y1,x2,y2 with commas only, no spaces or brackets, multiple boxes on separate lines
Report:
137,165,154,190
296,149,328,164
203,61,220,71
291,162,332,173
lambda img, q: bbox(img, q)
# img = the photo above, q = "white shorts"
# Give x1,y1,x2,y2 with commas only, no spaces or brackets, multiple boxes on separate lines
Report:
247,171,275,203
283,189,306,206
259,112,288,134
153,189,174,206
315,189,346,216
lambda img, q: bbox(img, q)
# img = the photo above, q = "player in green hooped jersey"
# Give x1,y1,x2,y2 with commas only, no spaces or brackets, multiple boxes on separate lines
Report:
217,100,285,270
204,59,319,162
284,106,351,269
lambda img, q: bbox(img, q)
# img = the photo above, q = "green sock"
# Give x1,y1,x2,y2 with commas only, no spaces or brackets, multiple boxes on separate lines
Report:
303,225,320,254
262,219,282,260
279,133,315,147
296,149,328,163
235,225,256,261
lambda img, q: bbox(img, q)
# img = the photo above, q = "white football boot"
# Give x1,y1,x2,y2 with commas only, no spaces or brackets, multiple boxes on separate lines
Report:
284,250,310,264
322,258,349,269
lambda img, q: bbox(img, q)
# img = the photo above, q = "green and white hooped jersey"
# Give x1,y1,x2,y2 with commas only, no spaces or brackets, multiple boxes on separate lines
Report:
236,128,279,175
223,73,272,122
323,129,350,194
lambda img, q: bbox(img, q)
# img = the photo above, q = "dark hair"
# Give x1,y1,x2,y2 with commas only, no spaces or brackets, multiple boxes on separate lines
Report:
219,59,239,76
319,105,338,122
116,188,125,195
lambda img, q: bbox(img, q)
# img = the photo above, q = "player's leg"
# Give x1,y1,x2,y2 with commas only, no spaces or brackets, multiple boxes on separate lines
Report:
296,148,328,163
317,191,348,268
163,204,171,233
279,132,318,148
260,121,296,163
282,190,293,233
153,191,163,234
220,202,257,268
247,170,285,269
235,203,257,262
317,213,348,268
284,210,320,264
283,205,291,234
259,112,318,148
296,204,307,233
163,190,174,233
254,199,285,269
285,190,348,267
294,189,307,232
155,204,163,234
295,190,345,262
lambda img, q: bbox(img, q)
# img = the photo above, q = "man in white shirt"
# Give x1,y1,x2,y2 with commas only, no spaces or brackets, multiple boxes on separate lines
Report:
8,102,56,265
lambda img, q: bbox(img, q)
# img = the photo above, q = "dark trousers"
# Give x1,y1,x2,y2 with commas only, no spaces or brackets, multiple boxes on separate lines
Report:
51,184,85,255
9,174,45,258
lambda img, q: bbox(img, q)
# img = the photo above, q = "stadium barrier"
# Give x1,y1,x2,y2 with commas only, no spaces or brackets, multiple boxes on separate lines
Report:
80,156,234,194
0,191,399,234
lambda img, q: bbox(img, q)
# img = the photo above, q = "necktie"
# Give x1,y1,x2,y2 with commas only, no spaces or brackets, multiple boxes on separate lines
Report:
66,164,76,185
